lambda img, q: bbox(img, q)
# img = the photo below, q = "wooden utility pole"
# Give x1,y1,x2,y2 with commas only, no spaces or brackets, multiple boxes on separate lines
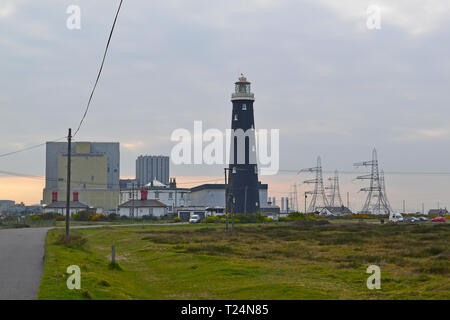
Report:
111,245,116,264
65,128,72,242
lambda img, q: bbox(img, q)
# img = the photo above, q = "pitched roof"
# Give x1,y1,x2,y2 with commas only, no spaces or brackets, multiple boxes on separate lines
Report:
118,199,167,208
144,179,167,188
45,201,89,209
322,206,352,214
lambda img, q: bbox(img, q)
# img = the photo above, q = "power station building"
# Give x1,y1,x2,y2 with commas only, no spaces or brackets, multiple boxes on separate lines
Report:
136,155,170,186
42,141,120,213
227,75,261,214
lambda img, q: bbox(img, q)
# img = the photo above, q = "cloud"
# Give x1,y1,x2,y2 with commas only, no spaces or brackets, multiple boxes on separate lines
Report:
160,0,282,29
311,0,450,35
122,142,146,150
392,126,450,142
0,2,14,19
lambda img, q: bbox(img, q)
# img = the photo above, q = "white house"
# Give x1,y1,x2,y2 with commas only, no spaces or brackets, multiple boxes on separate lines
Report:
43,201,90,217
118,199,168,218
119,178,190,214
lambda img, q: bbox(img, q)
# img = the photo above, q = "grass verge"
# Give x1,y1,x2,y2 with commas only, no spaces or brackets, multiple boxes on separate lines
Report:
38,222,450,300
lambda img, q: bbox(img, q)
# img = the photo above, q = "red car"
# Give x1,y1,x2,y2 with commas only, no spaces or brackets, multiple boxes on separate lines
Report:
432,217,446,222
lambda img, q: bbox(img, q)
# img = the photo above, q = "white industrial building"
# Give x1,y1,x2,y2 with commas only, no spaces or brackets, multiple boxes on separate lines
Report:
189,183,268,207
118,179,273,219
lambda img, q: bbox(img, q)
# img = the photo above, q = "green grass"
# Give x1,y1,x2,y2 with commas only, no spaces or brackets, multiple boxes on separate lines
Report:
38,222,450,300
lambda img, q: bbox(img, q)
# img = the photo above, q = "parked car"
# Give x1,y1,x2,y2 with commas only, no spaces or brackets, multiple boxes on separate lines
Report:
189,214,201,224
432,217,446,223
418,217,428,222
406,217,420,223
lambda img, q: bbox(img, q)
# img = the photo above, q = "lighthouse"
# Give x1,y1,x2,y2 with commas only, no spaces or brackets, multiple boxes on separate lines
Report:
227,75,260,214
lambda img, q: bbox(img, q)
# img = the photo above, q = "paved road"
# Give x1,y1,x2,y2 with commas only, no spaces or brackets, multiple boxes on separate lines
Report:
0,223,186,300
0,227,50,300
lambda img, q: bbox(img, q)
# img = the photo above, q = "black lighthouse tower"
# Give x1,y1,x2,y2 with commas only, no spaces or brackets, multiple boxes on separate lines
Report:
227,75,260,214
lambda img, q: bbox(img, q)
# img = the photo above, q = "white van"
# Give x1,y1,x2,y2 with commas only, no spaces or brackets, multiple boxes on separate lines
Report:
389,212,404,223
189,214,201,224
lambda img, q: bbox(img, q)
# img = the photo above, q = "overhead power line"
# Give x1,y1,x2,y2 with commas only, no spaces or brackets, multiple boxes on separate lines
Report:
73,0,124,137
0,137,66,159
280,169,450,175
0,1,123,158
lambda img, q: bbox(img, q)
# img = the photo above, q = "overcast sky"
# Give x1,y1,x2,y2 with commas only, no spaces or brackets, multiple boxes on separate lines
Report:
1,0,450,210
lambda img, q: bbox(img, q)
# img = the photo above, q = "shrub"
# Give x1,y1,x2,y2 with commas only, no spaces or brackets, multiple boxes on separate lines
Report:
288,212,306,220
27,212,64,221
90,214,107,221
28,215,42,221
173,217,181,223
73,210,91,221
108,213,119,221
142,214,158,221
204,216,219,223
232,212,265,223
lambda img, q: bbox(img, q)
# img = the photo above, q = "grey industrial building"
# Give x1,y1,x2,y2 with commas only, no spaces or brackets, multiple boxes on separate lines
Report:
136,155,170,186
43,141,120,212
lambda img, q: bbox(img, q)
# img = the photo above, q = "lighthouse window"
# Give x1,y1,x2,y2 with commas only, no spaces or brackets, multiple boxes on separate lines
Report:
234,114,238,121
242,104,247,110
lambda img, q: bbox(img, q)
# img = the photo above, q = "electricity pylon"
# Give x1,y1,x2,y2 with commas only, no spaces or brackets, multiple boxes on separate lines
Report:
289,183,299,212
354,148,392,215
300,156,329,213
326,170,343,207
